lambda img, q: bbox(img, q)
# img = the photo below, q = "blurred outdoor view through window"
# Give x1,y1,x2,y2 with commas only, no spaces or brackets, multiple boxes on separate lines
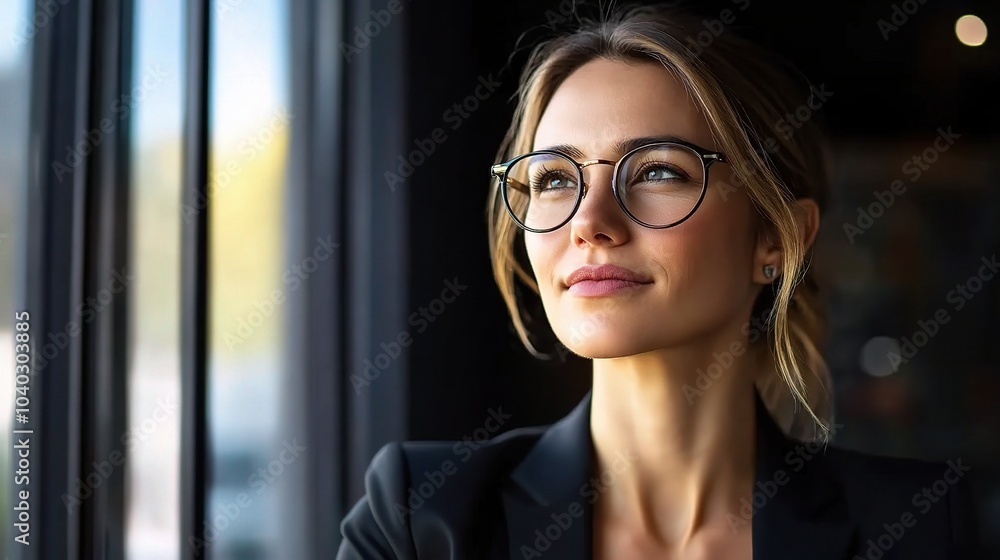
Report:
0,0,33,549
207,0,294,558
127,1,293,558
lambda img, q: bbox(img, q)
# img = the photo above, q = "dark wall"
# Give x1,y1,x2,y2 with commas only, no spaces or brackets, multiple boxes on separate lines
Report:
403,0,594,440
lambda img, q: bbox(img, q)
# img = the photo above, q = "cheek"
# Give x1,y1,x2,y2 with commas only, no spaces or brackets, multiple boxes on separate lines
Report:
524,232,562,289
524,233,571,328
664,196,757,297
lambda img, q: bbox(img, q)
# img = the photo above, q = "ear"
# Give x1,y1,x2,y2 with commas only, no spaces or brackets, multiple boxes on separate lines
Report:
753,198,821,284
795,197,821,252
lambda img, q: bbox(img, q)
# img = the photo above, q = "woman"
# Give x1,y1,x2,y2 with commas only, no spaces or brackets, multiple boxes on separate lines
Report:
337,4,981,559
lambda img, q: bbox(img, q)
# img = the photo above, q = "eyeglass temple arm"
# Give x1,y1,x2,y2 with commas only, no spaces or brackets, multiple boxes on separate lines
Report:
491,164,532,195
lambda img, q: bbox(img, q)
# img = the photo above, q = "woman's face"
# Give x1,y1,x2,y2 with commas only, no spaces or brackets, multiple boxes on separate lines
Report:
525,58,767,358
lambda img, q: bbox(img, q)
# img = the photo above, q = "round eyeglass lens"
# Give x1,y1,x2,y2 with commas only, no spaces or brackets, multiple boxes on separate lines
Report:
504,152,582,231
615,144,706,227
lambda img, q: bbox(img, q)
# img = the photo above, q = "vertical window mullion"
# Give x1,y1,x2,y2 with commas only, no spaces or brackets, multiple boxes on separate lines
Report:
78,0,134,557
289,0,346,555
19,0,91,558
180,1,211,558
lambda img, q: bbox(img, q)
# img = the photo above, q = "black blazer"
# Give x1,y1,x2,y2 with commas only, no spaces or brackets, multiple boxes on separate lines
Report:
337,391,983,559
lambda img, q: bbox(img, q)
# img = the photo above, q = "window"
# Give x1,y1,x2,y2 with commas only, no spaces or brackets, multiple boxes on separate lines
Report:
0,0,33,548
206,1,297,558
126,1,184,557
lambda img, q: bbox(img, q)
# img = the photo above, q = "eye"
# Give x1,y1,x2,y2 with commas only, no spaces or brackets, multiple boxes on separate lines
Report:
634,161,693,183
641,165,682,181
531,167,577,192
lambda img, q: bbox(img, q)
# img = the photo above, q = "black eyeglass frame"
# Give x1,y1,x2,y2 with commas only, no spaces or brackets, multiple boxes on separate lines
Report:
491,139,727,233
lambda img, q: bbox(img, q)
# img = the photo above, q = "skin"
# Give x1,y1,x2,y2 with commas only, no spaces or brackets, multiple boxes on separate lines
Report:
524,58,820,558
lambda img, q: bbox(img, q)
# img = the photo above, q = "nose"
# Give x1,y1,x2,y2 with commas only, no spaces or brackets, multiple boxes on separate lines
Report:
568,160,631,248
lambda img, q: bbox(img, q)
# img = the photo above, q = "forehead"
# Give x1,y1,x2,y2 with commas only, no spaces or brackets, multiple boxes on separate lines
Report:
532,58,715,157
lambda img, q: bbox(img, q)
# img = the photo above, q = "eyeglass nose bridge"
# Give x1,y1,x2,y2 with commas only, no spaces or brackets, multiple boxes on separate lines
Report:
577,158,617,169
575,158,618,197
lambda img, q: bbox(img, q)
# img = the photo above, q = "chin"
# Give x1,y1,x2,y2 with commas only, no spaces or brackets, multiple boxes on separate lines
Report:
551,322,658,360
557,339,654,360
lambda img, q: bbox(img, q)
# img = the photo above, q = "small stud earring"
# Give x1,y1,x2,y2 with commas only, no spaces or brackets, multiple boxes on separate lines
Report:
763,264,776,280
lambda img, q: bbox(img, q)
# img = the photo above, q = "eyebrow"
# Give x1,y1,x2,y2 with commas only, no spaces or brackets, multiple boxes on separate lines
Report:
535,135,697,159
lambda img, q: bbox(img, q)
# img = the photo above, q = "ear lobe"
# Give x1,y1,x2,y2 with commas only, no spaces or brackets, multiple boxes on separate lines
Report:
754,226,783,283
753,198,821,284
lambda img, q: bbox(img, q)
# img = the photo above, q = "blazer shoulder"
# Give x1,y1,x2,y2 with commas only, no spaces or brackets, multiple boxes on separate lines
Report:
822,443,964,480
821,444,973,495
397,422,548,476
337,424,550,559
337,442,417,560
819,444,981,556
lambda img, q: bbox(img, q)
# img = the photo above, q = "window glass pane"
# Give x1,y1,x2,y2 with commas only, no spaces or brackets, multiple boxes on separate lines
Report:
127,1,184,558
0,0,33,550
209,2,293,558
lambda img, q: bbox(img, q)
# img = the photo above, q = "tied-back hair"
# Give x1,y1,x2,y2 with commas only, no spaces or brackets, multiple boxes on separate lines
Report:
487,3,835,441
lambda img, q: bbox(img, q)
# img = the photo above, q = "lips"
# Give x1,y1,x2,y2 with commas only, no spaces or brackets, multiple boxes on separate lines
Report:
564,264,652,297
565,264,650,285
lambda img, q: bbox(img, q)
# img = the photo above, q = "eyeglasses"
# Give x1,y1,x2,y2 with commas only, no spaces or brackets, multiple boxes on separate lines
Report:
491,140,727,233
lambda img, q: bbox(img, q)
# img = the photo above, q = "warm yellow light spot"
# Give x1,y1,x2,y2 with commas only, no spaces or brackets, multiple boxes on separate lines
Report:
956,15,987,47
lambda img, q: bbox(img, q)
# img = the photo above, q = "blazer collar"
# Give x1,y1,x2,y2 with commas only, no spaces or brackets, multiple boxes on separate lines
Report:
500,390,857,560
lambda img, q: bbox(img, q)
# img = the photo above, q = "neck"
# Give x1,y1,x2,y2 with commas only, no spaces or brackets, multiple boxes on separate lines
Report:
589,335,763,546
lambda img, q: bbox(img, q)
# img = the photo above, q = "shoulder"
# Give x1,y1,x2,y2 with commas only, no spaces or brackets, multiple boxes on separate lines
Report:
393,422,548,483
336,424,548,559
815,443,981,556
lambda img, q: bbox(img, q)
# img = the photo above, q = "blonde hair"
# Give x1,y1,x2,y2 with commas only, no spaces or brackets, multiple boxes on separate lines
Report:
487,4,834,440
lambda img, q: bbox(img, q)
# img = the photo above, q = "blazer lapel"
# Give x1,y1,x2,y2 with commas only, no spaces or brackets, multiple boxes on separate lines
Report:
501,392,593,560
751,391,858,560
500,390,858,560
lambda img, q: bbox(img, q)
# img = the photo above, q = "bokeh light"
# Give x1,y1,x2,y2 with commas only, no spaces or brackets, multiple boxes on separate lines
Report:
956,15,987,47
